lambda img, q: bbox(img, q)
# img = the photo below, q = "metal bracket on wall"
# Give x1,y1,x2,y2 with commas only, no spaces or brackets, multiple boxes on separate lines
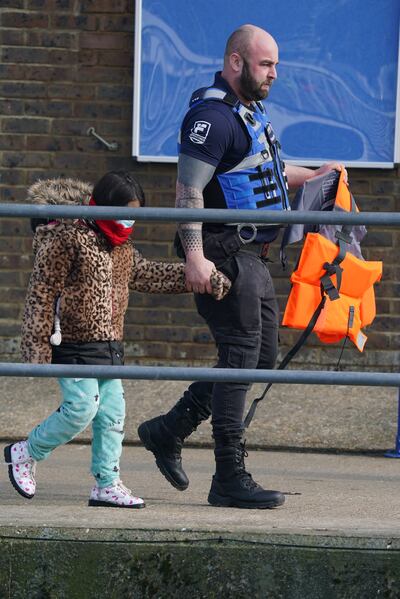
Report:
86,127,119,151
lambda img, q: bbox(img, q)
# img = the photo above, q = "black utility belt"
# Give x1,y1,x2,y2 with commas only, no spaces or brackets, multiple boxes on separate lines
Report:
203,223,279,241
202,225,273,261
224,223,279,244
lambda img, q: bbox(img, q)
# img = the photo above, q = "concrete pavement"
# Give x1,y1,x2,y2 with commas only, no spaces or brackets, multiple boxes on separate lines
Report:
1,443,399,539
1,376,399,539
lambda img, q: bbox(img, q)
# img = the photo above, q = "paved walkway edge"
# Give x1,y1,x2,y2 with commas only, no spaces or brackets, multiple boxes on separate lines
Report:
1,525,400,547
1,525,399,598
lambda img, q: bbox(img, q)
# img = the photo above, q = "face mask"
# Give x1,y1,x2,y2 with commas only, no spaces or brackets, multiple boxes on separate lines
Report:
89,198,135,246
116,219,135,228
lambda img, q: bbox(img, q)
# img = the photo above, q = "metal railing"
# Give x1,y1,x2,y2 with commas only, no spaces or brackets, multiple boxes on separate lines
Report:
0,362,399,386
0,203,399,454
1,203,400,226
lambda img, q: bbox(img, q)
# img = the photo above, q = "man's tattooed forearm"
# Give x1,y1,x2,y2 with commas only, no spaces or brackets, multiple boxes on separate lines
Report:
179,229,203,253
176,182,204,209
176,181,204,254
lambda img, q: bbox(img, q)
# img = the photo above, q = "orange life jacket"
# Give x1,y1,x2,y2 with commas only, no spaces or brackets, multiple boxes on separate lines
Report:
282,171,382,352
244,170,383,430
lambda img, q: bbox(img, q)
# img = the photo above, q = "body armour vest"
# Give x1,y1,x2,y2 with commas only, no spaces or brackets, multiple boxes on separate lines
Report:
179,87,290,213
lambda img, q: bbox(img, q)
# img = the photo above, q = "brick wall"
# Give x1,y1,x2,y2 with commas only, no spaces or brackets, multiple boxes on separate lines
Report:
0,1,399,370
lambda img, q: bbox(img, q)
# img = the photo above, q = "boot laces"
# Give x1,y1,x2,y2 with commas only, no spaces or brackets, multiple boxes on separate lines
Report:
25,457,36,483
171,436,183,460
113,480,132,495
235,442,258,490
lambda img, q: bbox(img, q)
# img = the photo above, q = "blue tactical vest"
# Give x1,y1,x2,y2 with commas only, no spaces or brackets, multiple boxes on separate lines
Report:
179,86,290,213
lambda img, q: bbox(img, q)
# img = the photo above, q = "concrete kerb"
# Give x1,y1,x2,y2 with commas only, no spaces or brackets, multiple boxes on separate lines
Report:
2,529,399,598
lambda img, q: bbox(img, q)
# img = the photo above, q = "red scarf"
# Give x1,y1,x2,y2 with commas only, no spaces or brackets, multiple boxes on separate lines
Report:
89,198,134,246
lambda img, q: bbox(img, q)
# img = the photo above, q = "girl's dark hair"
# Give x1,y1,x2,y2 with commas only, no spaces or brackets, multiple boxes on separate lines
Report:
92,171,145,207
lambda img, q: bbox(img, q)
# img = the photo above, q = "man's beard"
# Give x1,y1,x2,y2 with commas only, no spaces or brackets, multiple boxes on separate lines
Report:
239,58,270,102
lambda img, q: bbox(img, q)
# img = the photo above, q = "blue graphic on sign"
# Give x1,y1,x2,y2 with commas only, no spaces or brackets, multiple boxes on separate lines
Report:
136,0,399,164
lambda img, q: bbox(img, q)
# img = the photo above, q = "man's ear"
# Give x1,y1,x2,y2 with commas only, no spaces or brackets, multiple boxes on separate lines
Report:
229,52,243,73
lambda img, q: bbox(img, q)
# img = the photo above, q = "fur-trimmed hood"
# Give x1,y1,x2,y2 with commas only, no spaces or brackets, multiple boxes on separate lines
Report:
27,178,92,206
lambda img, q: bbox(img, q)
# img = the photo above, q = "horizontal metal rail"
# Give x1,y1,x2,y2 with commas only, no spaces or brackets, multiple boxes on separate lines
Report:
1,201,399,451
0,204,400,226
0,363,399,387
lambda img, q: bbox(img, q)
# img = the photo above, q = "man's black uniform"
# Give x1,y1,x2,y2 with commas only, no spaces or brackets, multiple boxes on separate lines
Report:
138,72,288,508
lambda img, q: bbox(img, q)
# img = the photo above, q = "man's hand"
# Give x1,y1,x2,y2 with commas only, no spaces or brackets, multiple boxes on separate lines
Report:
314,162,348,185
184,254,216,294
286,162,348,190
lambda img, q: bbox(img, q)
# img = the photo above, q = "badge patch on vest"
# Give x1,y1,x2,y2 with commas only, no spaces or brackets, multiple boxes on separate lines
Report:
189,121,211,144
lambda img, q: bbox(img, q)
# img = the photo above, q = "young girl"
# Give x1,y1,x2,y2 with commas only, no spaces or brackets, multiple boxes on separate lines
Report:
4,171,229,509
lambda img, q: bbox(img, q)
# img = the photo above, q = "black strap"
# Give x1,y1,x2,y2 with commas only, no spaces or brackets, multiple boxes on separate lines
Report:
243,295,326,428
320,266,341,300
334,305,355,371
243,239,346,428
243,191,358,429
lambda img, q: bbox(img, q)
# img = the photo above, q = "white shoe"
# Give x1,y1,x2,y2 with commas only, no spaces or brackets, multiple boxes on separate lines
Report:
88,479,145,509
4,440,37,499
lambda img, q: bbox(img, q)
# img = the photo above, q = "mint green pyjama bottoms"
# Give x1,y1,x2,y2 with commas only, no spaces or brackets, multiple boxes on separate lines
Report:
27,378,125,488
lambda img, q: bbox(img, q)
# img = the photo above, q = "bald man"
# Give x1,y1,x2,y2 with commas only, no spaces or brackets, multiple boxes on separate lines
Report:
138,25,345,509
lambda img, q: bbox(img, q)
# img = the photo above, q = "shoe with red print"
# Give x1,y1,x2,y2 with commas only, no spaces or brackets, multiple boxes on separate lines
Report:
4,440,37,499
88,479,145,509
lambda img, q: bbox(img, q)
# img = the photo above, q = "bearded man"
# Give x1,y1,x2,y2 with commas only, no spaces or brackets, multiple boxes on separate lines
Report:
138,24,345,509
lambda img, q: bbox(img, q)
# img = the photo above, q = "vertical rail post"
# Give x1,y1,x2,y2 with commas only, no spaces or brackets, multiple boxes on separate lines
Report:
385,388,400,458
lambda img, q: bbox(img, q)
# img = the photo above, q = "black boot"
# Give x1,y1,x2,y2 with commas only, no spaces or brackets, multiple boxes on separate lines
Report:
208,442,285,509
138,415,189,490
137,382,212,491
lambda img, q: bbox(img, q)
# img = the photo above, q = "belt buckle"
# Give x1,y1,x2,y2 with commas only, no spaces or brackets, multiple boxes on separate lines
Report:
237,223,257,244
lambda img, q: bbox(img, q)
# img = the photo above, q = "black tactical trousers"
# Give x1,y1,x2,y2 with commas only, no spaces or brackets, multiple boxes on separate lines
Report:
193,229,279,441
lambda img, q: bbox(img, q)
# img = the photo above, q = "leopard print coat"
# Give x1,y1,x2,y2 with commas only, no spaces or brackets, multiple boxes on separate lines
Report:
21,221,189,363
21,178,231,363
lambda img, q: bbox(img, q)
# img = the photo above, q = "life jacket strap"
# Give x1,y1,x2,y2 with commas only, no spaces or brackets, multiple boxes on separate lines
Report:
320,262,343,300
335,229,353,245
244,219,355,428
333,306,356,371
244,201,359,428
243,294,327,429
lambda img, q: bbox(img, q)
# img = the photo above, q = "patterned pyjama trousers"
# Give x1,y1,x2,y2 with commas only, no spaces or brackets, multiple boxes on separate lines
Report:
27,378,125,487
